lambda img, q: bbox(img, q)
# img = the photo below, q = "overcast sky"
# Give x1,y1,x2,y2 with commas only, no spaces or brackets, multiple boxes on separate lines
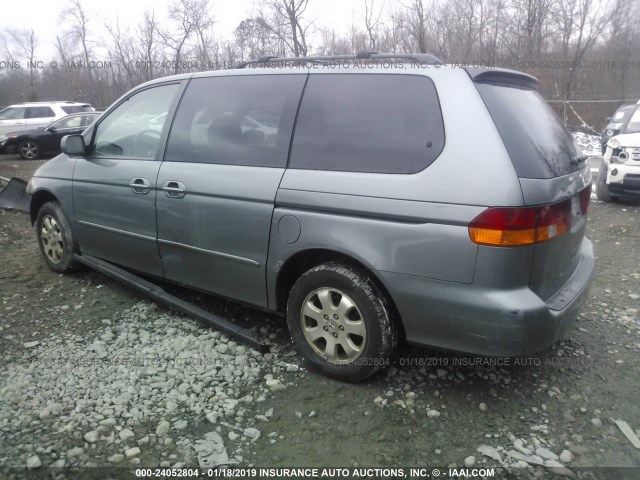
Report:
1,0,365,61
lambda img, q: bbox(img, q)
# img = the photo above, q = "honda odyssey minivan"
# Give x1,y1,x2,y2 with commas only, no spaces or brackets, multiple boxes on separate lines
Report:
27,53,594,381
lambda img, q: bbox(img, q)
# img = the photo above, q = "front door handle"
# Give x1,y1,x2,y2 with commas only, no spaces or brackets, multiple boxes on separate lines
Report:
162,180,186,199
129,177,150,194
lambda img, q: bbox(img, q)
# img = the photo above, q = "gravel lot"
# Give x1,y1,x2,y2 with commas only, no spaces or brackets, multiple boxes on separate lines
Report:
1,155,639,480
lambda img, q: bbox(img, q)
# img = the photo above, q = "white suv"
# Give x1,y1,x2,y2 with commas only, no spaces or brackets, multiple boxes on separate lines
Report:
0,101,94,136
596,100,640,202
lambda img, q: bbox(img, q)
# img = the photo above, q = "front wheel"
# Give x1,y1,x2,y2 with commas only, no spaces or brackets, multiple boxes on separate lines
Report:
286,262,398,382
596,161,618,203
36,201,79,273
18,140,41,160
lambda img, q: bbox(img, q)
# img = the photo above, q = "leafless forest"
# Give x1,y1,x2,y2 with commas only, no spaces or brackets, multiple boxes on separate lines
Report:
1,0,639,129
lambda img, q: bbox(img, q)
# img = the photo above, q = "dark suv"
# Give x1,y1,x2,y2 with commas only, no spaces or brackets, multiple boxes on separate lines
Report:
27,53,594,381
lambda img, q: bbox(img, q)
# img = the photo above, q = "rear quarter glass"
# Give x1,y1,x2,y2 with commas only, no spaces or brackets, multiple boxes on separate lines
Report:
475,82,580,179
289,74,445,174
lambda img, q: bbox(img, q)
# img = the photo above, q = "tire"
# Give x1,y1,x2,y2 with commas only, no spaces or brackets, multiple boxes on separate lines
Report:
596,161,617,203
286,262,398,382
18,140,41,160
36,201,79,273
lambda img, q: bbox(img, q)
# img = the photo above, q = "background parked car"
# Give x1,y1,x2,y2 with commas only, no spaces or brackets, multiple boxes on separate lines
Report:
597,131,640,202
601,103,637,153
0,112,101,160
0,101,94,136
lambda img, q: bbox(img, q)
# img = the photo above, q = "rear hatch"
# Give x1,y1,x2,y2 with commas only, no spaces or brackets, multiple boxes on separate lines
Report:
470,68,591,302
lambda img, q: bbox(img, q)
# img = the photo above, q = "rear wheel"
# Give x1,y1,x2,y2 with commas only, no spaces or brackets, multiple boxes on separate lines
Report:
286,262,398,382
36,202,79,273
596,161,618,203
18,140,41,160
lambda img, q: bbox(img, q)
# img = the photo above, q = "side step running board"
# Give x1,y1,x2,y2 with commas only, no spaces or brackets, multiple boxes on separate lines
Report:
74,254,270,353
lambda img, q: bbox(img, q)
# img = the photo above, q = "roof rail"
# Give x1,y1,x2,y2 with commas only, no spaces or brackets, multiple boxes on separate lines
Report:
16,101,80,105
235,51,443,69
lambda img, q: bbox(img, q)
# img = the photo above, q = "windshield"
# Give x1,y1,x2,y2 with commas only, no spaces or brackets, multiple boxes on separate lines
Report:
623,107,640,134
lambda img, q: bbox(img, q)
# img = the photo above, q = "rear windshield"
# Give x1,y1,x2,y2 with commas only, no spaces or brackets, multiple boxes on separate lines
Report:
476,82,580,179
61,105,93,114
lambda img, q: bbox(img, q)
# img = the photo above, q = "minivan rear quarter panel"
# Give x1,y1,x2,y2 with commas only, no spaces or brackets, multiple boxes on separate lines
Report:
271,66,593,356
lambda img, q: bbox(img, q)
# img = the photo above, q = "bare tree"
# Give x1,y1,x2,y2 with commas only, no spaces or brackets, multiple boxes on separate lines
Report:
137,10,160,81
483,0,506,64
315,27,352,55
511,0,553,59
604,0,640,101
234,18,287,60
159,0,211,74
0,28,38,100
403,0,429,53
259,0,311,56
60,0,96,102
192,2,216,68
554,0,613,122
61,0,94,70
105,19,136,88
364,0,385,50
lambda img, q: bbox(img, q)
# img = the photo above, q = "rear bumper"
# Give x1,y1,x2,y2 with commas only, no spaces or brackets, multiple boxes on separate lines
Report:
379,237,594,357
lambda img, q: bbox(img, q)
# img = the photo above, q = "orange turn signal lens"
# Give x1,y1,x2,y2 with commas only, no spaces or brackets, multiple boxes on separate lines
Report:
468,195,579,247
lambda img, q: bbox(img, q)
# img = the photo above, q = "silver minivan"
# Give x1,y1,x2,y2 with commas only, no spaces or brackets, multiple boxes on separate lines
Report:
27,53,594,381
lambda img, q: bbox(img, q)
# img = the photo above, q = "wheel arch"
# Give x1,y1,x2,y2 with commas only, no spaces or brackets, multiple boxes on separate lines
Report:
274,248,404,339
30,189,59,224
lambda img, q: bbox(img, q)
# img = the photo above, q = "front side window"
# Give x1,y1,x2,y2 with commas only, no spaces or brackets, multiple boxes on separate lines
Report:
289,74,445,174
0,107,26,120
93,84,179,159
165,75,307,167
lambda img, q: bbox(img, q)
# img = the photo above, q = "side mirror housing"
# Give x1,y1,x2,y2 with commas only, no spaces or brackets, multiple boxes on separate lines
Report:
61,134,86,156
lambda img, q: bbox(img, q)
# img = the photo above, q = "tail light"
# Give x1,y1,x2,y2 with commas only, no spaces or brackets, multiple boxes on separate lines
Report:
469,185,591,247
579,185,590,214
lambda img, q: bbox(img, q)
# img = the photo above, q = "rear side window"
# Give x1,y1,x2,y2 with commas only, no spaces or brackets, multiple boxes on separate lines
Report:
62,105,93,114
165,75,306,167
27,107,55,118
476,82,580,179
289,74,445,174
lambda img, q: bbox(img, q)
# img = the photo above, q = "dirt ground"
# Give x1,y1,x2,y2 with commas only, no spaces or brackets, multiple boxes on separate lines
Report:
1,155,639,479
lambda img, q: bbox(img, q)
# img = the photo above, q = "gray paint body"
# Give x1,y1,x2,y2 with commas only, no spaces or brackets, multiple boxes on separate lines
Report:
28,64,594,356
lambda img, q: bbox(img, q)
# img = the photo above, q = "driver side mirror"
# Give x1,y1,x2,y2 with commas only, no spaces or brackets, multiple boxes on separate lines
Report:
61,134,86,156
